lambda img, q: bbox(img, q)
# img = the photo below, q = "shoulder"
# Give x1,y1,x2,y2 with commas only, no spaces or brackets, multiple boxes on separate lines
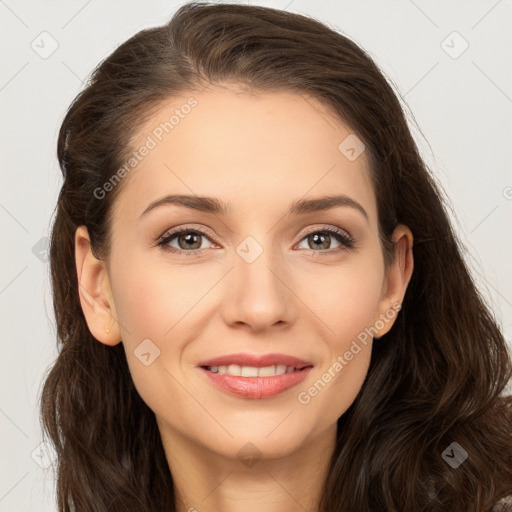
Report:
493,495,512,511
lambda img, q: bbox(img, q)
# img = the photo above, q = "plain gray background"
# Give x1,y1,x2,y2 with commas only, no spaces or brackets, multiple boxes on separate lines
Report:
1,1,511,510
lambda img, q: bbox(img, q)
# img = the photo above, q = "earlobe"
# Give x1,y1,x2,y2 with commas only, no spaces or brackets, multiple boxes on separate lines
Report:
374,224,414,338
75,225,122,346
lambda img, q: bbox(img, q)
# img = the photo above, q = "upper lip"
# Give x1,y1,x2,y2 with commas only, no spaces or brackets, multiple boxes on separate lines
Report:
197,352,313,369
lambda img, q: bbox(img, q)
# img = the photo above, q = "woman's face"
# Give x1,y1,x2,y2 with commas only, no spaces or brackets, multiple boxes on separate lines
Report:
76,84,412,464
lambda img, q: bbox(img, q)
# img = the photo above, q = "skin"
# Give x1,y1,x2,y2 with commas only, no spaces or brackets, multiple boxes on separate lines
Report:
75,83,414,512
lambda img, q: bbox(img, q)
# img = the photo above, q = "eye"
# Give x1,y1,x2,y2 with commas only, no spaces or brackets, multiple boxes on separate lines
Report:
157,225,355,257
296,226,354,255
157,227,217,256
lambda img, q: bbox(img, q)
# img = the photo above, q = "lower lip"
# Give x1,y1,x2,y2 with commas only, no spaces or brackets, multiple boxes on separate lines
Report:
199,367,313,399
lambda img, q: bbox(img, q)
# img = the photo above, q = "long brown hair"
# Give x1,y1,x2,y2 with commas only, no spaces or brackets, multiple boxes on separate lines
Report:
40,2,512,510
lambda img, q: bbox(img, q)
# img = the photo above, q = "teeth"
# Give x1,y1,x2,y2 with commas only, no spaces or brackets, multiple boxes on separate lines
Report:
209,365,298,377
258,365,276,377
275,364,287,375
241,366,259,377
228,364,242,376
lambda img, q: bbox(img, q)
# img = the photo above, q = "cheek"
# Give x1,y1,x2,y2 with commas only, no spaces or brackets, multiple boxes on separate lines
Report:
109,254,216,410
307,346,372,429
332,284,382,347
301,253,384,344
111,253,199,344
296,256,383,419
298,290,376,427
112,268,193,421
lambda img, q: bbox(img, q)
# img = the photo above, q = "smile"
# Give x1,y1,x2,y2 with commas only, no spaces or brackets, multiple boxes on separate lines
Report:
205,364,307,377
199,364,313,399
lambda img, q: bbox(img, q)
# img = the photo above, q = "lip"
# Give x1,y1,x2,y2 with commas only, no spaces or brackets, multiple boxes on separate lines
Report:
197,352,314,399
199,366,313,399
197,352,313,369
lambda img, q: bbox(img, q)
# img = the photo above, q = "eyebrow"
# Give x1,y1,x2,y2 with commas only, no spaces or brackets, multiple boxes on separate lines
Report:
139,193,368,221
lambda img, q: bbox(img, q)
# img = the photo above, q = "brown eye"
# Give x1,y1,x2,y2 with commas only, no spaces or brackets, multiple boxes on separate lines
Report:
175,231,203,250
296,228,354,253
305,232,334,250
158,228,216,256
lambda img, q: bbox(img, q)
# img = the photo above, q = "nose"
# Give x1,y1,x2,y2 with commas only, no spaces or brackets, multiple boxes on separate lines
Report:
221,237,295,332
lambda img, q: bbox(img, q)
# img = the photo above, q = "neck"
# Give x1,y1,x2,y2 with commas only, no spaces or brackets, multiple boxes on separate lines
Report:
157,420,337,512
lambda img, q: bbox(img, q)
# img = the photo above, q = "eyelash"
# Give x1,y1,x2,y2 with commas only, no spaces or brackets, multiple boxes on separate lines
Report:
156,225,355,257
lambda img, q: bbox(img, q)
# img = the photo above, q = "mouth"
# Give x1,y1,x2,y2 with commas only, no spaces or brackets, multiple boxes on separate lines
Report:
197,352,313,370
202,363,311,377
197,353,314,399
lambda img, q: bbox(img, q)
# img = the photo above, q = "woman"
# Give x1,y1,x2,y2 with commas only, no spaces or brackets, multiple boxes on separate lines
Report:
40,2,512,511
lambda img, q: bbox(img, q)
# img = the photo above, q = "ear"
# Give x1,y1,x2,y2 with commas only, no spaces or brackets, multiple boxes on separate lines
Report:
373,224,414,337
75,225,122,346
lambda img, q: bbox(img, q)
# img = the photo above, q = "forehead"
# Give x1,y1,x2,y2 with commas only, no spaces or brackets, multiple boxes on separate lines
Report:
110,85,376,227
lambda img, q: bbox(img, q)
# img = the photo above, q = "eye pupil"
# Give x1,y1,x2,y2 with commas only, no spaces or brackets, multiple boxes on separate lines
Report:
179,232,201,250
309,232,330,250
